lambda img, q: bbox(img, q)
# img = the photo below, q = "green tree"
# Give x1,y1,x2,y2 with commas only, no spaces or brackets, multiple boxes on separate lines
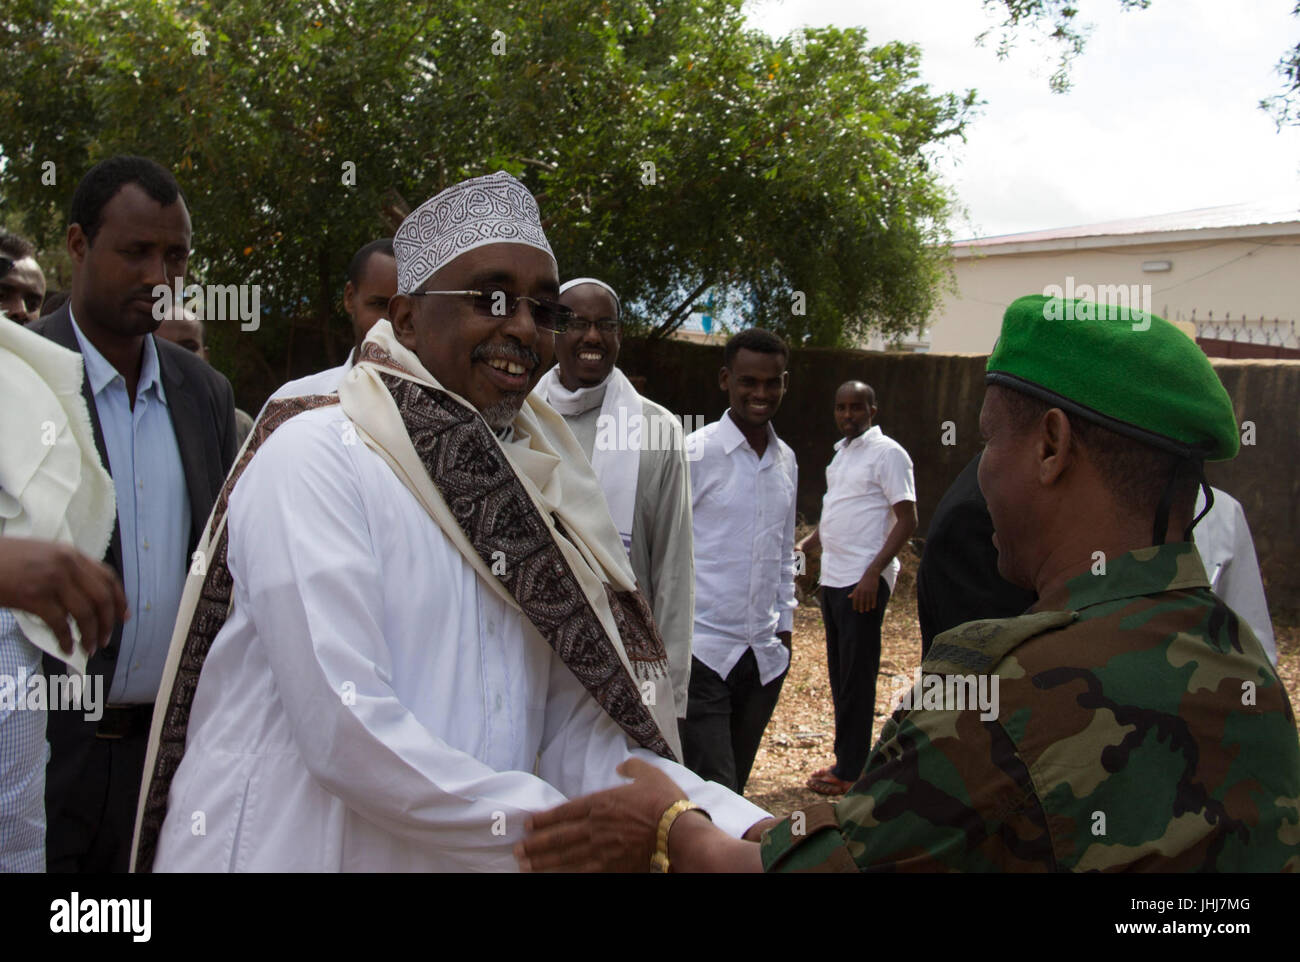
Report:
0,0,973,403
981,0,1300,127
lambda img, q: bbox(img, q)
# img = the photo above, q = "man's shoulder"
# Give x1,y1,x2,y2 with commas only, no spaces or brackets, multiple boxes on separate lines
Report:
863,429,912,465
26,306,73,346
637,394,676,423
685,417,726,460
241,403,353,483
685,415,722,441
634,396,691,470
261,399,347,434
157,336,233,403
924,610,1078,676
270,362,348,401
926,582,1206,678
939,583,1281,713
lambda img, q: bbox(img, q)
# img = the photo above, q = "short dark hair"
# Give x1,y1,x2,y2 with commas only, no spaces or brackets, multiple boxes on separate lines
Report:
999,387,1199,520
0,229,36,262
347,237,395,287
69,155,185,244
724,327,789,369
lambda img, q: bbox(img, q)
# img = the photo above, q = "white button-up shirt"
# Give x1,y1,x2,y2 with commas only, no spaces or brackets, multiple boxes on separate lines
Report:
687,411,797,686
154,405,767,871
818,425,915,592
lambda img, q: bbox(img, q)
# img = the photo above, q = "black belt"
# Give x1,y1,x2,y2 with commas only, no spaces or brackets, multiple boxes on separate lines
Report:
96,704,154,740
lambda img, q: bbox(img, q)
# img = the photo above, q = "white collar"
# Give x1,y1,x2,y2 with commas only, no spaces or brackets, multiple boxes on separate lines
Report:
719,409,777,458
536,368,611,416
834,424,880,452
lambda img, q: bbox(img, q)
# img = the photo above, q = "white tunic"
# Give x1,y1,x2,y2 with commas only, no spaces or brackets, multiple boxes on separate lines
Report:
267,355,353,402
153,406,767,872
1193,487,1276,666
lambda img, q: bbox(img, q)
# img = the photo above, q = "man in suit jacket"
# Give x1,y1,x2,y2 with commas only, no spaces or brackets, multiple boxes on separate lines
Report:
28,155,237,872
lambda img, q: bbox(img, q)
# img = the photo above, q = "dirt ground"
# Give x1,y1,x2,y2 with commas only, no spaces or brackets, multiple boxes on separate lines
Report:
743,541,1300,815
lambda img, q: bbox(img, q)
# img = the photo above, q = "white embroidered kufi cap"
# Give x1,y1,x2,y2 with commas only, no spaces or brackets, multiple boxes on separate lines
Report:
393,170,556,294
559,277,621,317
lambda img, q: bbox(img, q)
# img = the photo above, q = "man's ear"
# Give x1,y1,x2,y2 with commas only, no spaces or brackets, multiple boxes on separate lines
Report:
342,280,356,318
67,224,86,266
718,365,730,392
1038,408,1073,485
389,294,419,352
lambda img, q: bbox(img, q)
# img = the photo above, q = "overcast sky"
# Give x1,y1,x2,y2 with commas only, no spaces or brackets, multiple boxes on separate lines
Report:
746,0,1300,239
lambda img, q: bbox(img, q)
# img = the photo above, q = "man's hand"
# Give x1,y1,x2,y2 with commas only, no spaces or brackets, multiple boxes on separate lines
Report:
850,566,882,613
515,758,688,872
795,524,819,556
0,536,128,655
777,630,792,652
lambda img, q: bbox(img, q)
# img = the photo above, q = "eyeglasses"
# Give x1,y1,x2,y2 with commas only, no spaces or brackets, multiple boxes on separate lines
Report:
564,316,621,336
410,288,574,333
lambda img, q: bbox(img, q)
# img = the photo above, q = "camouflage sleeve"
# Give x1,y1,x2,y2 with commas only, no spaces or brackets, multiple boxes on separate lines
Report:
762,707,1057,872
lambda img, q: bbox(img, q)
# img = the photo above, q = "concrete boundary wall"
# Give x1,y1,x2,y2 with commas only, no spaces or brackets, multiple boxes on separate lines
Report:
618,338,1300,617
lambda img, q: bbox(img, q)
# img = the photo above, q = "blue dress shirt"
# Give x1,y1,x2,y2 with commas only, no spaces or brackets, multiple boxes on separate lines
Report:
71,311,190,704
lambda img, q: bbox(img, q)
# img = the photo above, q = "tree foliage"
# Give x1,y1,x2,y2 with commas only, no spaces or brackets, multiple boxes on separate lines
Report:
1261,2,1300,127
981,0,1300,127
0,0,974,400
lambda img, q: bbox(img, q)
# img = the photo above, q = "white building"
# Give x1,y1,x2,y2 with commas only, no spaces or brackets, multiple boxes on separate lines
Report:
920,200,1300,355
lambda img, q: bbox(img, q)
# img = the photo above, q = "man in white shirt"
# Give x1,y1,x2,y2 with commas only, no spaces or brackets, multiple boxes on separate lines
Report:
268,237,397,400
533,278,695,719
797,381,916,795
1193,486,1276,665
681,329,798,794
131,172,767,872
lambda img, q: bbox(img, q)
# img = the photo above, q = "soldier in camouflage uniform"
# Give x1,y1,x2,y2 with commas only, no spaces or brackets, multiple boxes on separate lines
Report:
515,294,1300,873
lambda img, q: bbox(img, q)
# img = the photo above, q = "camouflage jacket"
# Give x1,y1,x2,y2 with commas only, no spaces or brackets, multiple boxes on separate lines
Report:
761,543,1300,872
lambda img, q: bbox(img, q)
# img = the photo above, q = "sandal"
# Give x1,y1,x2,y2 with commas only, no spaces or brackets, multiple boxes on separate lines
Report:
806,772,854,796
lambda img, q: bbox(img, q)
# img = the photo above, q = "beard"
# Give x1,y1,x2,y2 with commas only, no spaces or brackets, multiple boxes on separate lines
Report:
470,341,539,430
479,394,526,430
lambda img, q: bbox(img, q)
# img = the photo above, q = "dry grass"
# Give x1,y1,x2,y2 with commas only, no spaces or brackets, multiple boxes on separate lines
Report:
743,541,1300,815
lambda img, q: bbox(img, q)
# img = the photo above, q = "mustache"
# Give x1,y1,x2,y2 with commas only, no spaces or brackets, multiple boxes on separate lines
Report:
472,342,540,370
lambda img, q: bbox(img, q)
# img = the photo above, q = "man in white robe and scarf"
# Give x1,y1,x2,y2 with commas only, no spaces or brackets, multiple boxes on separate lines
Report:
1,317,122,871
130,171,768,872
533,278,695,720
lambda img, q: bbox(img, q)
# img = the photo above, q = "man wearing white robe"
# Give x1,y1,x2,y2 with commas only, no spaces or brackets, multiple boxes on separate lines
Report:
1193,486,1276,665
533,278,695,719
0,317,121,872
131,172,767,872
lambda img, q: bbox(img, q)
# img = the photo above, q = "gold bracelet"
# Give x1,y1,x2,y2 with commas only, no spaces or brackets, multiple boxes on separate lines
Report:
650,799,709,873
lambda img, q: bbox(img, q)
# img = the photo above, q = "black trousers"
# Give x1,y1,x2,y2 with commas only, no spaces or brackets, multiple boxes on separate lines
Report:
46,728,149,873
821,580,890,782
679,649,787,794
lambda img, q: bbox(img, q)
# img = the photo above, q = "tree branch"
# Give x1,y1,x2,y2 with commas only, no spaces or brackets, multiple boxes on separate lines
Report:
649,278,712,340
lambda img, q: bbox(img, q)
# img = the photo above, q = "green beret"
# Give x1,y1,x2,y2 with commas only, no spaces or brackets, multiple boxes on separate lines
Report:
986,294,1239,461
